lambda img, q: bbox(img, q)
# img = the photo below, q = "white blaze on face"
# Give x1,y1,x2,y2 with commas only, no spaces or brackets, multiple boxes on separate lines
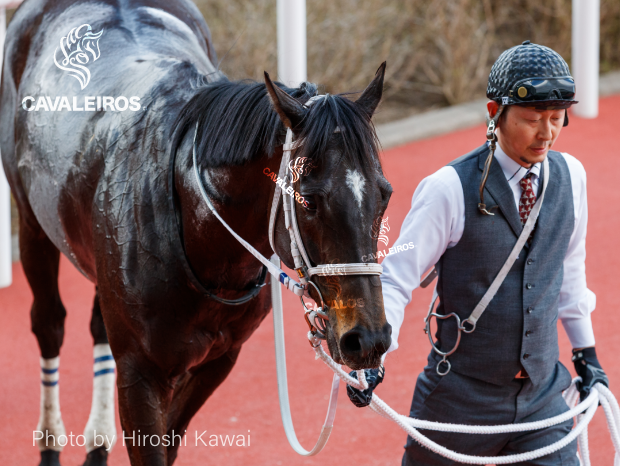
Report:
345,169,366,211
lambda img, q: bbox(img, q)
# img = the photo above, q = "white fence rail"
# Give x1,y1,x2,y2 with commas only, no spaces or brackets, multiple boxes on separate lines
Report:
0,4,13,289
572,0,600,118
277,0,307,87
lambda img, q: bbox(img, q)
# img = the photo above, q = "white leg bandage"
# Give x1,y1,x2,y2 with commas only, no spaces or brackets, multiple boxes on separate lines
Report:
83,344,117,453
36,357,66,452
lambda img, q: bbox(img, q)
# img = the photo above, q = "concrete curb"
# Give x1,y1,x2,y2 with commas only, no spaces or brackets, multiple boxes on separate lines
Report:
376,70,620,150
599,70,620,97
9,72,620,263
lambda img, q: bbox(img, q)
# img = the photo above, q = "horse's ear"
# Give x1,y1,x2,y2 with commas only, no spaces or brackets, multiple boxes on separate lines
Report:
355,62,386,118
264,71,305,130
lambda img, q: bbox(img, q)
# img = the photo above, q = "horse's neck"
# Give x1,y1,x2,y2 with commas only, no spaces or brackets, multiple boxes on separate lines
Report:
175,149,281,287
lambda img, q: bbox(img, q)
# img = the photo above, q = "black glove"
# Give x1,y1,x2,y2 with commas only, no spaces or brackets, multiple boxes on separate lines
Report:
572,347,609,402
346,364,385,408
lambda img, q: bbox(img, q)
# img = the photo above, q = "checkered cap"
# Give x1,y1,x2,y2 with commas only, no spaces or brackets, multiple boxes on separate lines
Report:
487,40,576,108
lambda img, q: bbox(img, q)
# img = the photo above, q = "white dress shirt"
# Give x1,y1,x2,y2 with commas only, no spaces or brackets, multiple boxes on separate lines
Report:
381,142,596,355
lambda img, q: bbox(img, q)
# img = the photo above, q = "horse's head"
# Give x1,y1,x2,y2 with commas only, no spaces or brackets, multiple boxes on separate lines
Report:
265,64,393,370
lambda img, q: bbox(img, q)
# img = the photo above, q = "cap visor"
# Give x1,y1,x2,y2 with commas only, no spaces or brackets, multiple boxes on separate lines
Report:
516,99,578,110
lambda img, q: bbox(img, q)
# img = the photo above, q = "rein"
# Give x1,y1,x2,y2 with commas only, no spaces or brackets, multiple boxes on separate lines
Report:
168,130,269,305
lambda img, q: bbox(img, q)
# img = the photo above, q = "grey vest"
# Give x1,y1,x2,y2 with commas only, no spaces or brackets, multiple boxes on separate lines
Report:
433,143,574,386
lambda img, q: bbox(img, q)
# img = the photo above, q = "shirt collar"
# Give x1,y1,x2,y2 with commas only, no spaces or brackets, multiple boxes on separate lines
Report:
491,141,542,188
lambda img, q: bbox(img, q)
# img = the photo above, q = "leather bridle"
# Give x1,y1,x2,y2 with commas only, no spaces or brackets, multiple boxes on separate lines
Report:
191,95,383,339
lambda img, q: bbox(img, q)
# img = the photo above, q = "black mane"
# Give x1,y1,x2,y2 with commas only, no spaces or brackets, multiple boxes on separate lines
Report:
172,77,381,174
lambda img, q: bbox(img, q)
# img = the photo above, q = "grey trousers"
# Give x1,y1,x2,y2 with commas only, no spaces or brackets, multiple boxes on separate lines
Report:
402,358,578,466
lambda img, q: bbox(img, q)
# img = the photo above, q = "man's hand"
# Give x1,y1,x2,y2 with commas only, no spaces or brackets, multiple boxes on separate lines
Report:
346,364,385,408
572,347,609,402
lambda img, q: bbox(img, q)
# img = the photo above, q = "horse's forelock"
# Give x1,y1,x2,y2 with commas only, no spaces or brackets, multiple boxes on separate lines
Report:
294,93,381,180
171,78,318,169
171,77,380,181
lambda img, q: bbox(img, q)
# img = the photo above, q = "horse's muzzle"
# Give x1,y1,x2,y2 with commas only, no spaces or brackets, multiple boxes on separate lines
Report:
338,322,392,370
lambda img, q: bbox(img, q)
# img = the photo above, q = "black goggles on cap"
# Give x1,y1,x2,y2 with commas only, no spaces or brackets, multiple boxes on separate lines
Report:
510,77,576,103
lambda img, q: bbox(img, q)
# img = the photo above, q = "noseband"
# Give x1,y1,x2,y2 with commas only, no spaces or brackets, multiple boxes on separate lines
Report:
191,95,382,339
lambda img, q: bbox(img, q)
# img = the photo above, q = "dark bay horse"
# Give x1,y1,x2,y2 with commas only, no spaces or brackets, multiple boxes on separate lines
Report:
0,0,393,464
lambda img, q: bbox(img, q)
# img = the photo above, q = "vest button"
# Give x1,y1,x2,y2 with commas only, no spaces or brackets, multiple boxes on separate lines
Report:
525,330,533,337
526,283,533,290
523,353,530,360
527,307,534,313
527,258,534,265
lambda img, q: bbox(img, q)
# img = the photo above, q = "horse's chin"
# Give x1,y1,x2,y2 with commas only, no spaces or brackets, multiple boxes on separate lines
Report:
346,355,382,371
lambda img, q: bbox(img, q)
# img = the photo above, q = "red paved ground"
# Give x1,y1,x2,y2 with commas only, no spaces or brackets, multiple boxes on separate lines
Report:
1,96,619,466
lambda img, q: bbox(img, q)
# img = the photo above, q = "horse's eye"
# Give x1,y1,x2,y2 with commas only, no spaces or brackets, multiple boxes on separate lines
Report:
302,195,317,212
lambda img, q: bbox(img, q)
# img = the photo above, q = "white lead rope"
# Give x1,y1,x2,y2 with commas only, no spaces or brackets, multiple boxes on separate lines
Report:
271,254,341,456
308,338,620,465
271,257,618,463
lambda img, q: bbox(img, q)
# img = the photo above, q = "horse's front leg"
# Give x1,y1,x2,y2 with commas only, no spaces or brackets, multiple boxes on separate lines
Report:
115,350,175,466
165,348,241,465
83,290,116,466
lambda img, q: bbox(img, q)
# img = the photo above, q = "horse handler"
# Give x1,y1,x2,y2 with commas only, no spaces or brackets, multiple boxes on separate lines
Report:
347,42,610,465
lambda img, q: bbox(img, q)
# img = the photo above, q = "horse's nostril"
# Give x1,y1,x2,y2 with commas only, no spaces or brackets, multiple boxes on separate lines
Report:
342,332,362,354
339,325,391,364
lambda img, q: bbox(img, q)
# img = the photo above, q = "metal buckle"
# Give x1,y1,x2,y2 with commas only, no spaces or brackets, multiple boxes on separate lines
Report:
437,359,451,376
478,203,497,216
303,309,329,341
295,265,309,279
479,125,499,216
461,318,476,333
486,120,496,141
300,281,329,342
424,300,477,376
425,313,462,356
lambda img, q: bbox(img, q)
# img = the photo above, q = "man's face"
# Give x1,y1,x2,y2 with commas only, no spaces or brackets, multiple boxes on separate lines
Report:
488,101,565,168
